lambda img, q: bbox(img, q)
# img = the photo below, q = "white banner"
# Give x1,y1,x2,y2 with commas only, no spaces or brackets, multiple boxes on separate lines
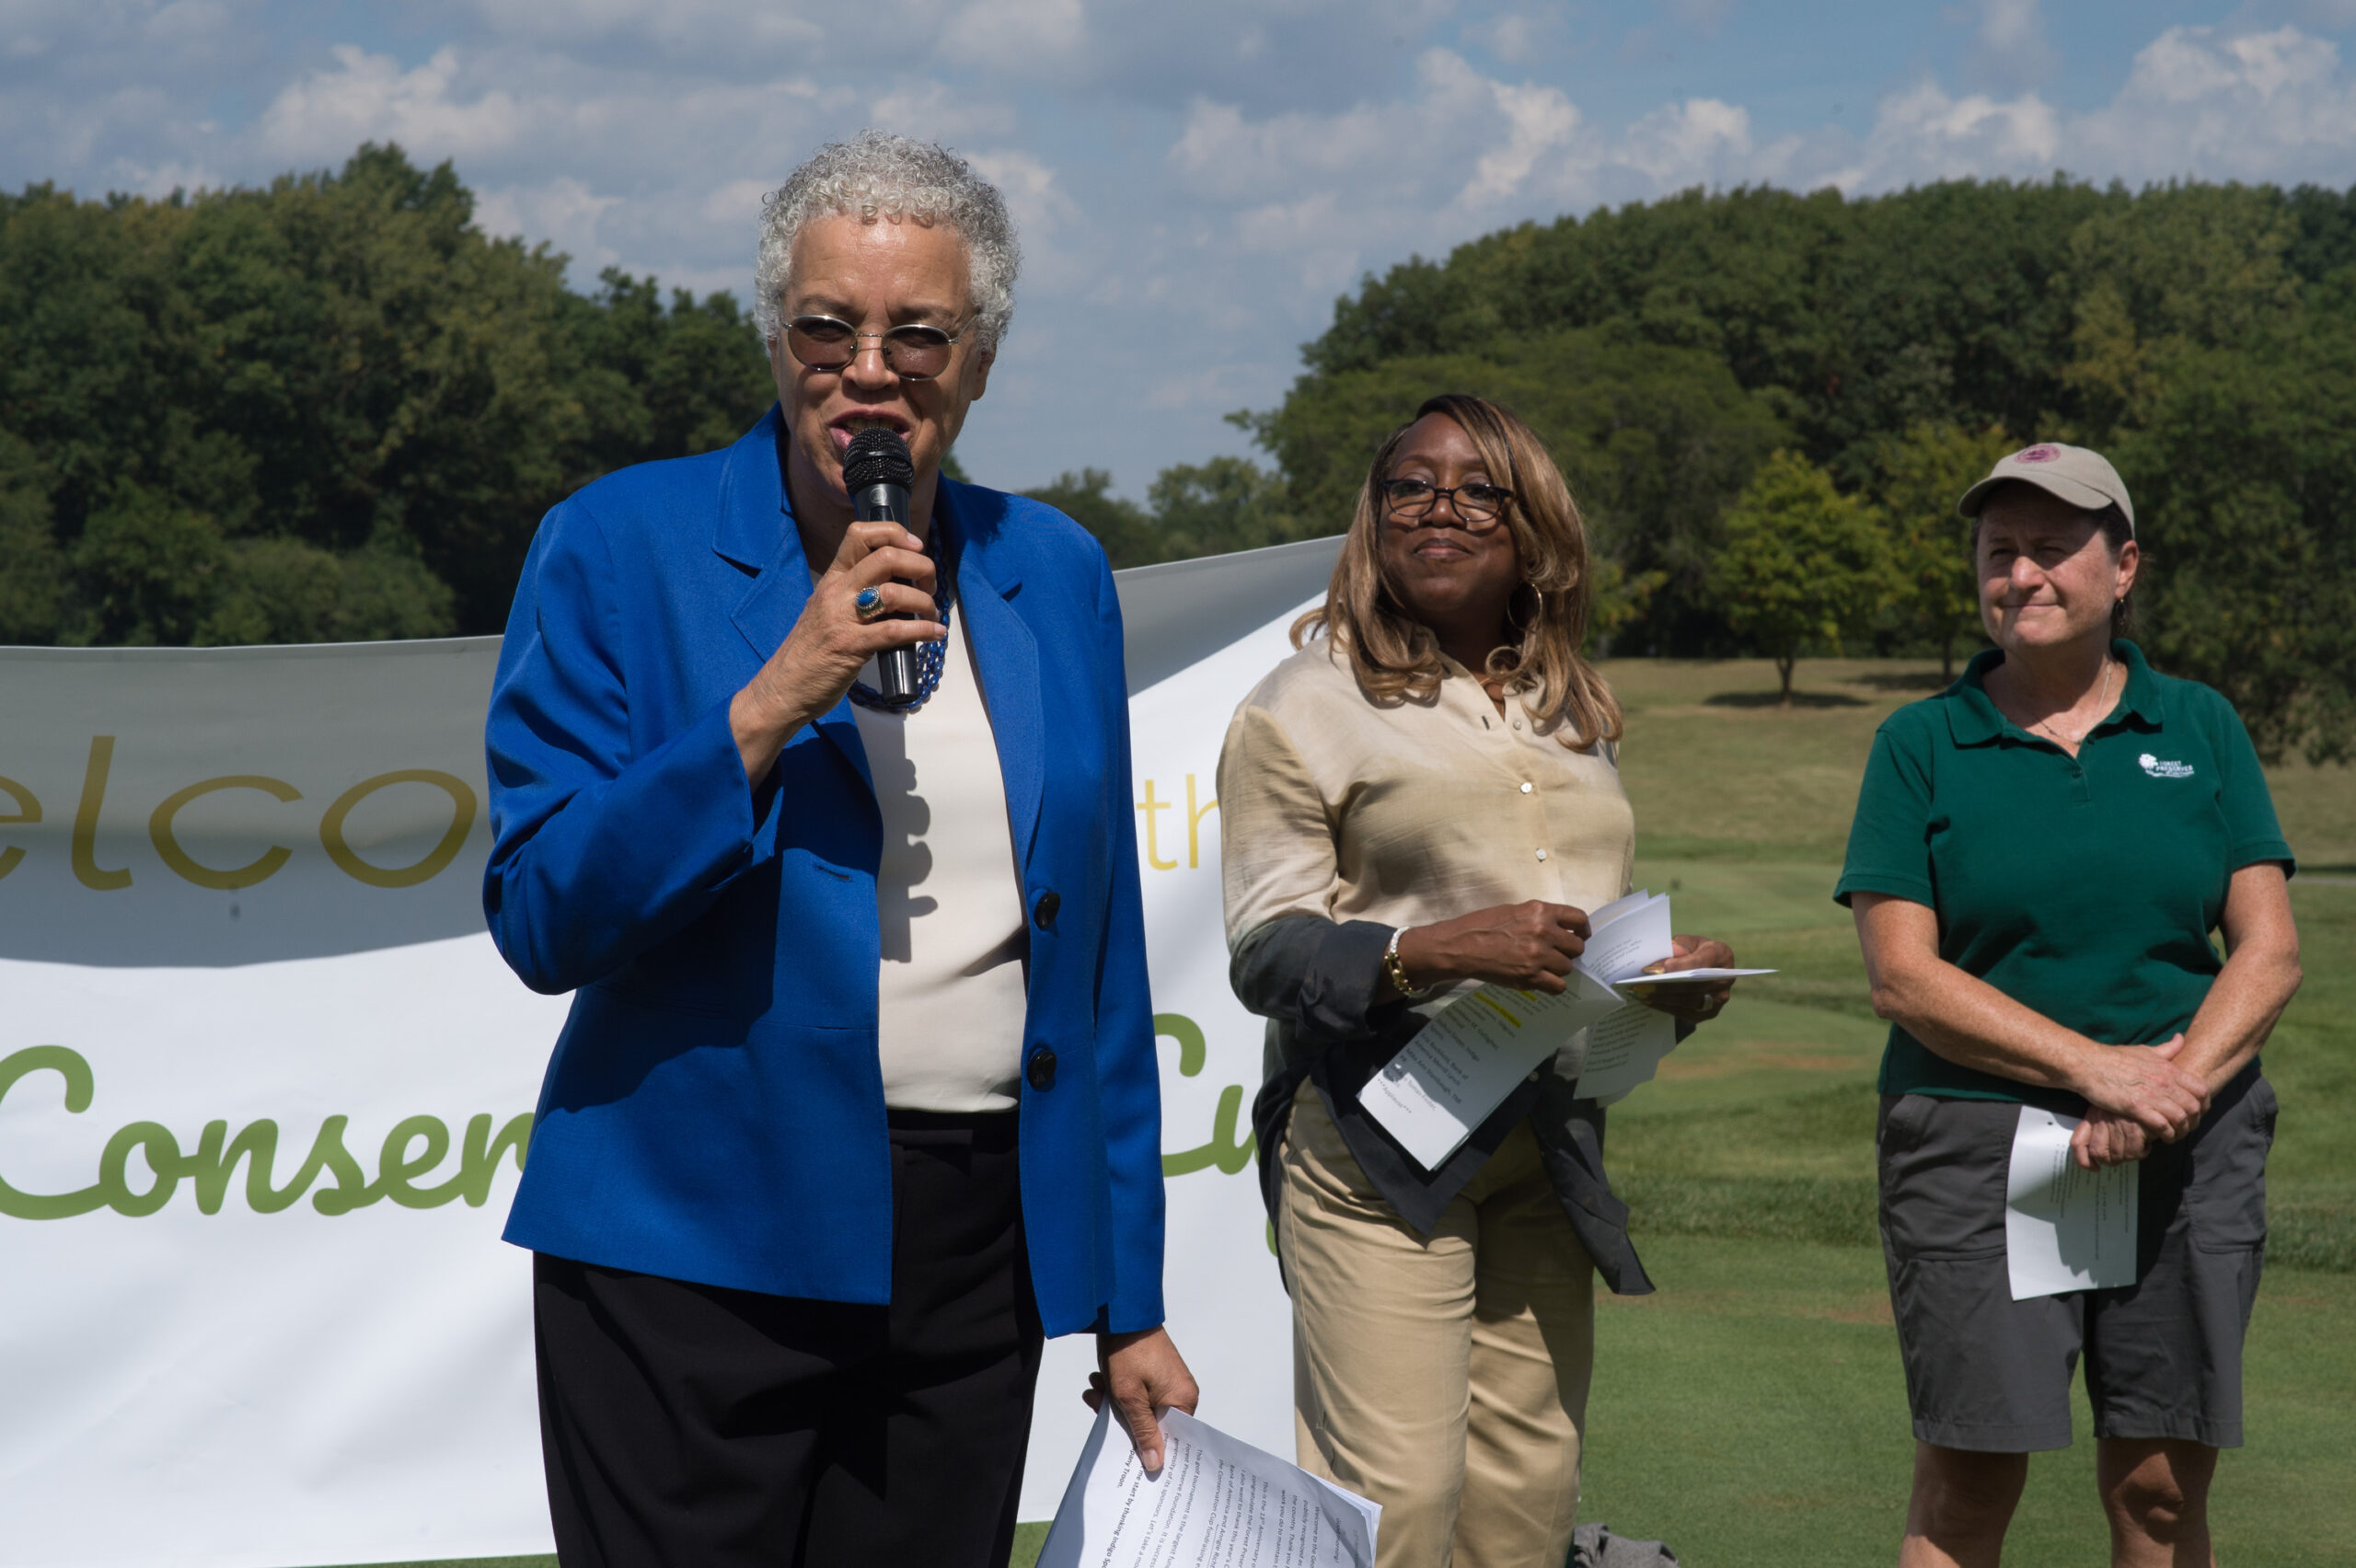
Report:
0,537,1339,1568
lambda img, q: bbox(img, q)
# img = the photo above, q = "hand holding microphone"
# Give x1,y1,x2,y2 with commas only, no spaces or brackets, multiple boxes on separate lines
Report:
725,426,941,780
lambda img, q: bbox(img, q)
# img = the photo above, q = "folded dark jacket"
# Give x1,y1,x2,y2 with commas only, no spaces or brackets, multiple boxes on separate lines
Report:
1232,913,1655,1297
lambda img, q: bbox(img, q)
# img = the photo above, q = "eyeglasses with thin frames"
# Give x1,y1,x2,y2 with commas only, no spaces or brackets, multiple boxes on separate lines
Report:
1380,478,1515,533
783,314,971,382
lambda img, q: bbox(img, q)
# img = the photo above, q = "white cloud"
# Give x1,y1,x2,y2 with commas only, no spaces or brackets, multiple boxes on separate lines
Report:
255,47,527,164
106,155,225,198
1832,79,2062,188
2072,25,2356,180
941,0,1087,72
1169,51,1785,282
1620,98,1762,185
1476,10,1564,61
1832,25,2356,190
473,177,624,271
142,0,229,46
1466,76,1580,205
1968,0,2053,86
868,80,1020,144
700,176,774,226
967,148,1080,235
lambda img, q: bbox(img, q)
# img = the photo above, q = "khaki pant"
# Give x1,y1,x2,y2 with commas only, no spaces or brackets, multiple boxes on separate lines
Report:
1278,1088,1595,1568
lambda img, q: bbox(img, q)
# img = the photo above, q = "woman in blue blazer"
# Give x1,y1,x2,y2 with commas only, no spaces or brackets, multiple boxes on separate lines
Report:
482,133,1195,1568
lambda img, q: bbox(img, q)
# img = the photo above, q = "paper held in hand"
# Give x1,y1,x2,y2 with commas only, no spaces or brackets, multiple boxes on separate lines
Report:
1036,1403,1380,1568
2005,1105,2139,1300
1356,974,1622,1170
1357,891,1774,1167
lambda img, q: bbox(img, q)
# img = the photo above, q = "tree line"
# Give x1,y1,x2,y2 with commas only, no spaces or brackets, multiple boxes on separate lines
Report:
0,145,775,645
1212,176,2356,762
2,148,2350,760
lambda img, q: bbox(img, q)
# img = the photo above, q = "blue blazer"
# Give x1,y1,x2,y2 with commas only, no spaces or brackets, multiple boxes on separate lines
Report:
482,408,1164,1337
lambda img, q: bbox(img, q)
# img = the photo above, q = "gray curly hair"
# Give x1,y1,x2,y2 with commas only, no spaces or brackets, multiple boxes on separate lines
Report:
754,130,1021,353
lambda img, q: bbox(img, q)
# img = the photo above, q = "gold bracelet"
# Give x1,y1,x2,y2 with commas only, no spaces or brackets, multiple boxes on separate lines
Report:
1384,928,1431,999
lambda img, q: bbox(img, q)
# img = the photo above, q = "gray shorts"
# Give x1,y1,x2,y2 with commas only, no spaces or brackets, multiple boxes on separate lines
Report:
1877,1067,2276,1452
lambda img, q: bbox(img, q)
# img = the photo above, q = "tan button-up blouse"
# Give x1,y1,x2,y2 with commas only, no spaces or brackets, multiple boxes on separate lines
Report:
1219,638,1636,977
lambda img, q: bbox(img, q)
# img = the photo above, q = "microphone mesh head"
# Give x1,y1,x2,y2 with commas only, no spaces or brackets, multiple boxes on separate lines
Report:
842,428,916,490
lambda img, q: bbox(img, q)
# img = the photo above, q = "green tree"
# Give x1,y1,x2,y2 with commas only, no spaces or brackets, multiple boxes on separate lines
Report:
2060,183,2303,438
1245,326,1785,652
1146,456,1303,558
0,144,772,644
1870,421,2016,679
1027,457,1310,570
1709,451,1890,703
1022,468,1161,568
72,483,227,645
0,430,65,640
2118,296,2356,764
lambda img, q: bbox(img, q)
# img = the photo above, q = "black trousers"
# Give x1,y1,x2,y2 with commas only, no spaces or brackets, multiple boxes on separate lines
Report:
534,1110,1045,1568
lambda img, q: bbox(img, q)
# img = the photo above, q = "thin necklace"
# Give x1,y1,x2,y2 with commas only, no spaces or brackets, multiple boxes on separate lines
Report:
2028,657,2116,749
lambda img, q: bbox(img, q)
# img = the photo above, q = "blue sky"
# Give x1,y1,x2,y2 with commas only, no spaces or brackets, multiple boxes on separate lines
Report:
5,1,2353,496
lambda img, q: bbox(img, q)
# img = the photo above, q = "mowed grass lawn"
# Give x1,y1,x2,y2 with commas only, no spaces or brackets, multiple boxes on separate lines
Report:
356,657,2353,1568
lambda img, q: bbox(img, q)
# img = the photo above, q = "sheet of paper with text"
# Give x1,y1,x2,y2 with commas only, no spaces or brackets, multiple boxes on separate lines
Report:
1359,890,1778,1157
1357,979,1619,1170
1037,1405,1379,1568
1570,1005,1680,1100
2004,1105,2139,1300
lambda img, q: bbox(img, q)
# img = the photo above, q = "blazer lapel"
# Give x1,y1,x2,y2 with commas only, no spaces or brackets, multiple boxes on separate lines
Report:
945,486,1043,870
720,409,872,790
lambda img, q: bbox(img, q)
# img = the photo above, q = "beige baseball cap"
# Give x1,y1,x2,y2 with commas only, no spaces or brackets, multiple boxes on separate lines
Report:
1958,443,2134,535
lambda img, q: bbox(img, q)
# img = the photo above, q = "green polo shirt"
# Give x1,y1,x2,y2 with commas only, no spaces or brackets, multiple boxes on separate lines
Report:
1835,640,2294,1108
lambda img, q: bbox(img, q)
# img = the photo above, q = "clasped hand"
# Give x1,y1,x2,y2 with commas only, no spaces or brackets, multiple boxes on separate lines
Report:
2070,1032,2209,1170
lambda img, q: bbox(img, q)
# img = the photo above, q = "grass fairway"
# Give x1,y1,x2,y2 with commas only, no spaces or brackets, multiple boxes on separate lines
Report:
349,657,2352,1568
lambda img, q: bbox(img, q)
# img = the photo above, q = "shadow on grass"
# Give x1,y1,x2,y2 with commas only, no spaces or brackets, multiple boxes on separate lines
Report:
1703,691,1870,709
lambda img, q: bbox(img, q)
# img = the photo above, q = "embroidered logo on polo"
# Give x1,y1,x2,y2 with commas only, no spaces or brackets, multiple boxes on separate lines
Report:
2139,753,2195,778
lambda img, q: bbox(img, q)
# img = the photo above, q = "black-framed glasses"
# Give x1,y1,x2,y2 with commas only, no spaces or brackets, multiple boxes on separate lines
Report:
784,314,969,382
1380,478,1514,531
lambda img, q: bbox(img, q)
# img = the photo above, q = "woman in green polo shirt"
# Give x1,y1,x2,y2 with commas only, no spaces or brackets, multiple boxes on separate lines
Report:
1836,442,2302,1568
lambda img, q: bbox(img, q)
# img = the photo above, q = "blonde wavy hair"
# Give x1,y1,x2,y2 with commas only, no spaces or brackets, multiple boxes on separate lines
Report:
1293,393,1623,748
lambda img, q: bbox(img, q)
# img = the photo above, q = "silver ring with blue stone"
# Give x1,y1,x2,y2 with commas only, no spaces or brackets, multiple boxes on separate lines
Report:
852,585,887,622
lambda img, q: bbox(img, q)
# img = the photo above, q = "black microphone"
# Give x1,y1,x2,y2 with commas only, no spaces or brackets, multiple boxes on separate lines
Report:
842,428,921,703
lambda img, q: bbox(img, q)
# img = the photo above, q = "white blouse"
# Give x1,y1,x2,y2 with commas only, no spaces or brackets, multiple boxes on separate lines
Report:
849,619,1030,1113
1218,638,1636,974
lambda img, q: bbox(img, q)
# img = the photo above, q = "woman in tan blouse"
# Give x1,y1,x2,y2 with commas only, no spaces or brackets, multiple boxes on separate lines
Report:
1218,394,1738,1568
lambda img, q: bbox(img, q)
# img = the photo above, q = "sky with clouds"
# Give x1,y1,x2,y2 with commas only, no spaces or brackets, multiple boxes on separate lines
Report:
6,0,2354,495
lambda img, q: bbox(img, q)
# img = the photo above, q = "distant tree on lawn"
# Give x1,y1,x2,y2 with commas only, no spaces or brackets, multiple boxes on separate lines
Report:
1710,451,1891,704
1871,421,2017,680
